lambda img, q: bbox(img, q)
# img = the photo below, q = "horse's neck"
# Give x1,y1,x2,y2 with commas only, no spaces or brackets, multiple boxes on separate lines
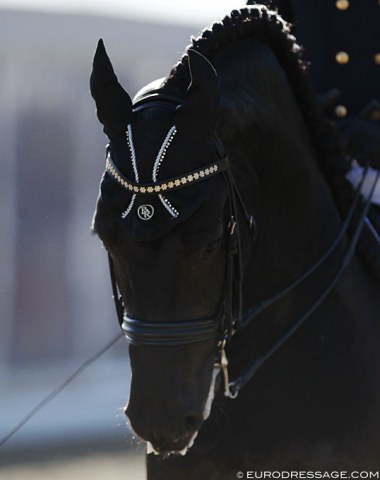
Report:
217,39,343,300
218,40,380,384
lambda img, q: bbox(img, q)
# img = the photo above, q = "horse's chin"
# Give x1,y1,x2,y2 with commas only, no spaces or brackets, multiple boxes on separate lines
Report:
147,430,199,457
144,368,220,457
145,368,220,457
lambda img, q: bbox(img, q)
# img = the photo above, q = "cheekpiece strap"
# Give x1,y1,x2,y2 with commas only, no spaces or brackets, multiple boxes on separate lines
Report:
106,150,230,195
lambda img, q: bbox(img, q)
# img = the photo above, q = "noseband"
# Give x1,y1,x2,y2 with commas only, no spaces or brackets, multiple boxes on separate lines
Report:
106,93,380,398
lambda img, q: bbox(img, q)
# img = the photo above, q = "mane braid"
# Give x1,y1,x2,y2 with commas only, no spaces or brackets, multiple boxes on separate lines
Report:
162,5,356,222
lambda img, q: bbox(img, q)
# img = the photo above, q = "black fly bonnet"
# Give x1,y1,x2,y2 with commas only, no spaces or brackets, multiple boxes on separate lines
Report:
107,86,256,376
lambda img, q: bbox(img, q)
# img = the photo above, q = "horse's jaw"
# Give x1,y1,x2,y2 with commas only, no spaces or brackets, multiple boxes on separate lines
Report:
146,367,220,457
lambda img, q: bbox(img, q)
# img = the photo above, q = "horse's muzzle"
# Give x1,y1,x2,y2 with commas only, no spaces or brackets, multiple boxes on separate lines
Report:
125,402,204,454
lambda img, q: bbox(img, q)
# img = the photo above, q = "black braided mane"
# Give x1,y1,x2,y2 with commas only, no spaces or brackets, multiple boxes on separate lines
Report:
166,6,303,84
162,5,354,219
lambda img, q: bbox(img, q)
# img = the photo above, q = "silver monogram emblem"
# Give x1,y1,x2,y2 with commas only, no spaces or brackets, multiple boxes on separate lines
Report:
137,204,154,221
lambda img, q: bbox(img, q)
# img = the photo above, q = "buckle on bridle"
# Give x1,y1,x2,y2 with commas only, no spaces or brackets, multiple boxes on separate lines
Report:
215,337,239,399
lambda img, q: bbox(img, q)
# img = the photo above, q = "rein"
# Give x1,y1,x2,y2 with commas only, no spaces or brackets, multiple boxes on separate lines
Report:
106,95,380,399
230,167,380,393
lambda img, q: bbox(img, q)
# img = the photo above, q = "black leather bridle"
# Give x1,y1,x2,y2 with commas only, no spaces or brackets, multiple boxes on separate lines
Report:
106,94,380,398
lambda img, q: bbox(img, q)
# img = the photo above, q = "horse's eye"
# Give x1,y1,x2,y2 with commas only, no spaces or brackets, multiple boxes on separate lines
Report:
204,238,222,255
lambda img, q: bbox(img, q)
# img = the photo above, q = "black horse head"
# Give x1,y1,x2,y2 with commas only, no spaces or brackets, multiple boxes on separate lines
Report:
90,6,380,472
91,39,254,454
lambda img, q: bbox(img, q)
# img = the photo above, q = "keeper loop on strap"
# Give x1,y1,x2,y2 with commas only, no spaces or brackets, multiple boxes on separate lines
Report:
229,216,237,236
249,214,258,240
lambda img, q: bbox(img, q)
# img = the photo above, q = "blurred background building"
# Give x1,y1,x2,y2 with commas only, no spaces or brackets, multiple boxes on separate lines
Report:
0,1,241,467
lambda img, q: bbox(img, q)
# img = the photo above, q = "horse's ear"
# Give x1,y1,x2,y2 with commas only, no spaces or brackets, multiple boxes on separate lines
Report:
90,39,132,140
175,49,219,141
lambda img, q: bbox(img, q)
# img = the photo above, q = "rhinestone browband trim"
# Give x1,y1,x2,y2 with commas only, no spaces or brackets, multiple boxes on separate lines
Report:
106,152,229,195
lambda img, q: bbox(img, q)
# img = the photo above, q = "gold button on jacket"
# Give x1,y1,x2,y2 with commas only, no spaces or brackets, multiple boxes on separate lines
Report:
336,0,350,11
335,105,348,118
335,51,350,64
